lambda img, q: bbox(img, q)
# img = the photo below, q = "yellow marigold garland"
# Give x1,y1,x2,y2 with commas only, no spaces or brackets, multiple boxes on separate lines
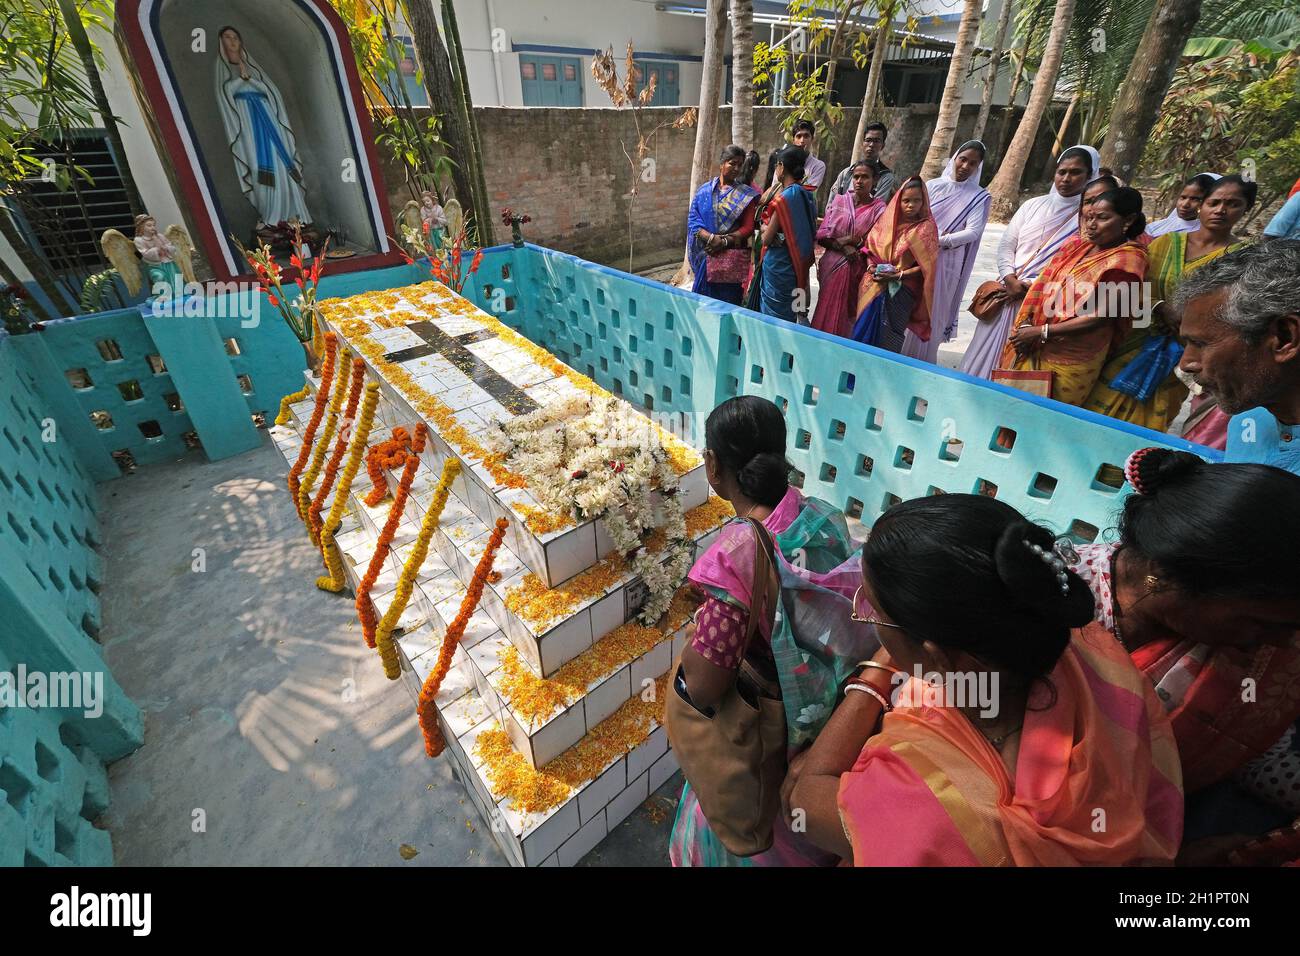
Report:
418,517,510,758
308,357,366,543
287,332,338,517
297,345,352,532
316,381,380,592
374,456,462,680
274,385,310,426
357,424,429,648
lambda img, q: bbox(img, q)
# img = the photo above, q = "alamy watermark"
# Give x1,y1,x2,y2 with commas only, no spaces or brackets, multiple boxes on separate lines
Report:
0,664,104,719
148,276,262,328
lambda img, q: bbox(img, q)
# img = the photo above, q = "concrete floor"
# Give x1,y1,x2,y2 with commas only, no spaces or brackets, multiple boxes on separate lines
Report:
97,438,679,866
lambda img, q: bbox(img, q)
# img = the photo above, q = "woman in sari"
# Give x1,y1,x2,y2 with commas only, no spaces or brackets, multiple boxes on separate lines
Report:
1074,448,1300,863
961,146,1099,380
749,145,818,322
786,494,1183,865
1145,173,1220,241
1075,175,1120,237
687,145,761,306
1085,176,1255,432
999,187,1148,406
850,177,940,354
669,396,868,867
810,162,885,337
905,141,990,362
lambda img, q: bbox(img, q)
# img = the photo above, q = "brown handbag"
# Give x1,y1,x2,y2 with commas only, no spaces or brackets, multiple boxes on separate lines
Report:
968,279,1010,322
664,517,786,857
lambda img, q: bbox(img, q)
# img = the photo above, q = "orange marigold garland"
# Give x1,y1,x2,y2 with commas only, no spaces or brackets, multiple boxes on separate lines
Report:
357,423,429,648
375,457,462,680
363,426,414,507
274,385,310,426
316,381,381,592
308,357,366,543
287,331,338,517
297,345,352,530
418,517,509,758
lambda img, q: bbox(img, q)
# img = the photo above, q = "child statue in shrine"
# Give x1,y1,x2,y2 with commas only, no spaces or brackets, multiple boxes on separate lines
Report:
214,24,313,229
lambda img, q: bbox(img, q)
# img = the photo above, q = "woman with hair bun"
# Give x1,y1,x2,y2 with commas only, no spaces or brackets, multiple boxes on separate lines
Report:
788,493,1184,866
999,186,1149,406
669,395,859,866
1074,448,1300,861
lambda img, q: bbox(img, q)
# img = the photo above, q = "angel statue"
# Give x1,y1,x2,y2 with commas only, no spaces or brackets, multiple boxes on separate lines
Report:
399,190,448,251
100,216,197,297
214,25,312,227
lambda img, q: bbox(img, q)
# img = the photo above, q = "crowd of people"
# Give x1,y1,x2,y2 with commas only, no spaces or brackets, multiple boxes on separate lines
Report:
669,141,1300,863
685,120,1299,453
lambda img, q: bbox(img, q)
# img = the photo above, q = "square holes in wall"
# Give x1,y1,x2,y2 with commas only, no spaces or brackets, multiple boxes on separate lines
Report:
65,368,93,390
795,428,811,450
837,371,855,395
234,374,254,394
893,446,914,470
629,334,639,353
802,384,819,407
661,385,672,404
1067,519,1100,543
663,348,673,369
664,310,674,331
182,430,202,450
866,407,884,431
940,437,964,463
138,420,163,441
845,496,864,520
1028,472,1058,499
926,485,947,496
679,375,691,397
600,356,609,373
828,419,846,441
882,492,902,511
728,334,742,356
724,375,739,396
611,309,621,328
789,467,805,489
991,426,1016,452
116,380,144,403
629,369,639,388
1092,462,1125,492
111,449,136,473
818,463,837,484
146,354,167,375
681,336,693,357
855,454,874,477
628,297,637,316
612,378,624,396
644,323,654,342
223,338,242,356
751,364,765,384
613,346,623,364
975,478,999,498
907,397,928,422
775,395,789,414
595,287,604,305
779,352,794,374
501,263,512,281
95,339,124,362
644,358,654,377
598,322,607,340
89,410,114,431
251,411,267,428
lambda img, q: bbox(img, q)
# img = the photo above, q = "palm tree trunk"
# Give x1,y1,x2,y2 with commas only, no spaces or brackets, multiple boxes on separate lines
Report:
1045,89,1080,173
441,0,495,244
973,0,1014,143
920,0,983,179
850,7,894,163
994,2,1044,170
730,0,755,150
55,0,145,219
405,0,483,242
1100,0,1204,183
988,0,1077,222
689,0,729,201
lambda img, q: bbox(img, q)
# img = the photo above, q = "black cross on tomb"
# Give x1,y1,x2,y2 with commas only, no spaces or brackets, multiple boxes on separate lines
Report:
382,320,540,416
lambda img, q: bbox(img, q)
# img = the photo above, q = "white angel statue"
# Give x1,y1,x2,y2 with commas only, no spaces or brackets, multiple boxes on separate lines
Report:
100,216,196,297
214,25,312,226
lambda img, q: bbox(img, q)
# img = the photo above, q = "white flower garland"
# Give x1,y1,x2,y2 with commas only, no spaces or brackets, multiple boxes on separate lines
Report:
487,393,691,624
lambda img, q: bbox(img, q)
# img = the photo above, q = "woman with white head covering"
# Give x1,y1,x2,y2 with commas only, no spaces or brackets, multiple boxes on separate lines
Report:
959,144,1100,380
1144,173,1221,240
903,141,991,363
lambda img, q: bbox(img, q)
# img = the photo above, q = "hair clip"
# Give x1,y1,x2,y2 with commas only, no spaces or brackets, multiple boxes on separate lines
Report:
1023,539,1071,595
1124,447,1157,495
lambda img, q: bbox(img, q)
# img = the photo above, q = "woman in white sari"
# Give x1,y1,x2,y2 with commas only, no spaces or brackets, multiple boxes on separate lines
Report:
1145,173,1220,240
959,145,1100,380
903,141,990,363
214,25,312,227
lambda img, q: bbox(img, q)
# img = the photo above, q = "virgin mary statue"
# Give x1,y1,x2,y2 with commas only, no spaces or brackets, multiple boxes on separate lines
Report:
214,25,312,226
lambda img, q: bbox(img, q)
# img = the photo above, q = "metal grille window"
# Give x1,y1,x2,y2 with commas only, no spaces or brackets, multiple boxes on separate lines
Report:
15,132,131,274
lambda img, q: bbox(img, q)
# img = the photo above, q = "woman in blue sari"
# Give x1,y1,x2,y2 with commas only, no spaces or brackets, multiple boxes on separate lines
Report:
749,145,818,323
687,146,761,305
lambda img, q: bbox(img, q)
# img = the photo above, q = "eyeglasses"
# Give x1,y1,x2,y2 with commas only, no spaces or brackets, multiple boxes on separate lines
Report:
850,584,904,629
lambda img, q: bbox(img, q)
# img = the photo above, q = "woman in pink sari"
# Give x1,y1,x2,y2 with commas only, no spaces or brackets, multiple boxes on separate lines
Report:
787,494,1184,865
810,162,885,337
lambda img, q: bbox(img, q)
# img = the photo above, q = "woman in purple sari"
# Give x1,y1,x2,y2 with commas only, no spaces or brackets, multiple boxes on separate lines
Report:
811,162,885,338
903,141,990,363
687,145,760,305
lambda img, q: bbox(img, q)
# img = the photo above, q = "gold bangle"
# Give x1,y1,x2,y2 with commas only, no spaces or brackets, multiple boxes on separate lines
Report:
855,660,903,676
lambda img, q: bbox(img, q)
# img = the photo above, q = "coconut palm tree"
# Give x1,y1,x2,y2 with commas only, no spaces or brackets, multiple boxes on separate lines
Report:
974,0,1015,143
988,0,1077,221
920,0,983,179
730,0,755,151
688,0,729,204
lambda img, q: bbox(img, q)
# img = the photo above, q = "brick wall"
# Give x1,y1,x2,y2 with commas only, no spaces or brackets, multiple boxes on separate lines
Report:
382,104,1073,268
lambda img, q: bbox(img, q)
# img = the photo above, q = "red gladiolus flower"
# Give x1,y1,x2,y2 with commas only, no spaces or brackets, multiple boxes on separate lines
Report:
470,250,483,274
268,293,280,308
290,252,303,271
571,469,587,480
422,219,431,235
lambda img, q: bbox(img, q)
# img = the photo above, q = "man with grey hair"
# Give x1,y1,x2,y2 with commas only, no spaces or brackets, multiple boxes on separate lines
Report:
1174,239,1300,473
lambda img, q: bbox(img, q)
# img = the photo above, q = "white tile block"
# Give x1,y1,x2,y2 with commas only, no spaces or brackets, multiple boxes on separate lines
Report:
538,610,593,675
629,638,673,694
577,758,626,825
557,810,607,867
513,798,581,867
583,665,630,731
627,725,668,781
648,748,680,792
588,591,625,643
531,705,586,766
606,772,649,830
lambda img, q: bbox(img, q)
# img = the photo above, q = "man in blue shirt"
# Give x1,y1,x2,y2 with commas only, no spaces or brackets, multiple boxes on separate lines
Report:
1174,239,1300,474
1264,189,1300,240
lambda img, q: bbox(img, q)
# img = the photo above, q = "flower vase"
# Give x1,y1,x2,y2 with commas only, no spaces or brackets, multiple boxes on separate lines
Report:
301,339,321,376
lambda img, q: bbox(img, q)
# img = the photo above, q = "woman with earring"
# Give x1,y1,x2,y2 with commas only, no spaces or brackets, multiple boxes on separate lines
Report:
786,493,1183,866
668,395,863,867
1074,448,1300,863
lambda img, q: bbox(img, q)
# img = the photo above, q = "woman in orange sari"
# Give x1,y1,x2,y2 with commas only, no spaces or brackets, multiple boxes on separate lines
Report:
850,176,940,354
786,494,1183,866
999,187,1149,406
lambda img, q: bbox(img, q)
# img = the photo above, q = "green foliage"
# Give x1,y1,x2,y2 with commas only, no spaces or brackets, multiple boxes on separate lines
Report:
78,268,121,314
